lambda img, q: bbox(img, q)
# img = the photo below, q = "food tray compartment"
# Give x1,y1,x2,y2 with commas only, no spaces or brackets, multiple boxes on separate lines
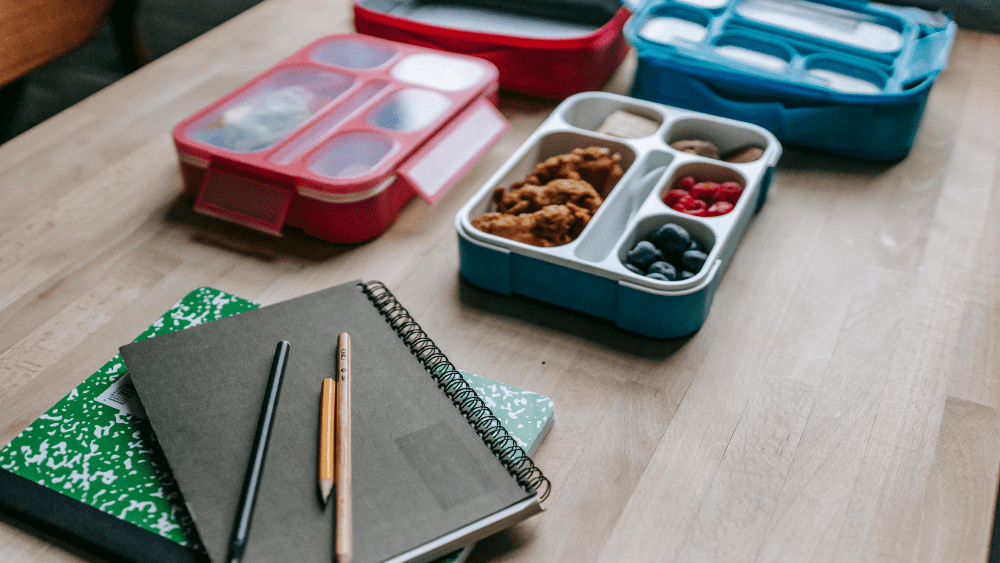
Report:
665,116,771,162
461,129,639,267
655,161,746,216
672,0,728,11
366,88,453,132
710,32,794,72
306,131,396,180
310,37,398,69
733,0,906,55
352,0,631,99
456,91,781,338
270,80,391,165
712,22,898,86
615,212,718,286
183,66,355,153
389,53,492,92
563,96,665,137
636,5,713,45
491,130,636,195
802,54,890,94
573,150,673,263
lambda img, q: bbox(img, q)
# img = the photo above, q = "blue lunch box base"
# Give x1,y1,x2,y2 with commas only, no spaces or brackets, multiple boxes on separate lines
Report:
631,60,932,161
458,230,724,339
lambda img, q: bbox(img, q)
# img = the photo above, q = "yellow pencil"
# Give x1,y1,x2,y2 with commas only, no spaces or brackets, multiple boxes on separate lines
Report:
335,333,353,563
319,377,335,504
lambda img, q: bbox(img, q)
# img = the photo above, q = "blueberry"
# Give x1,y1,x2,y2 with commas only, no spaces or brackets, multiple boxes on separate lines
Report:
647,261,677,281
678,270,695,280
647,273,669,281
650,223,690,253
688,239,700,252
682,249,707,272
625,241,664,269
625,263,644,276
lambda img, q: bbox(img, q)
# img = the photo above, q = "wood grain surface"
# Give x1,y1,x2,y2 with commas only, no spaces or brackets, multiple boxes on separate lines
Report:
1,1,999,562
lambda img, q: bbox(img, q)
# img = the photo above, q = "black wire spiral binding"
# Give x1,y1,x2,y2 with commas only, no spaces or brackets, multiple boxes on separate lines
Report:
361,281,551,502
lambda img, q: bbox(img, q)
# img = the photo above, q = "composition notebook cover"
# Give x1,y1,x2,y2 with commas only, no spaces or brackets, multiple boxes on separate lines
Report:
0,286,553,563
118,280,548,563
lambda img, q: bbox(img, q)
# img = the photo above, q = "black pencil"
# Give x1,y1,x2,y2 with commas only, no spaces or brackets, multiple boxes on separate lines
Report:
227,340,291,563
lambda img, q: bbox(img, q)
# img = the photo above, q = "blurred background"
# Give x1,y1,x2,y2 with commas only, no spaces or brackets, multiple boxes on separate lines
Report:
0,0,262,143
0,0,998,144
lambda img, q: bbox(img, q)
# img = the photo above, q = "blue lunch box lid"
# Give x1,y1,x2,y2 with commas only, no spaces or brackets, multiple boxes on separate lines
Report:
622,0,956,102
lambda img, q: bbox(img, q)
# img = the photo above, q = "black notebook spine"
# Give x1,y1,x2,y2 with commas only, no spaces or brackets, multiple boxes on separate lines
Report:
361,281,550,501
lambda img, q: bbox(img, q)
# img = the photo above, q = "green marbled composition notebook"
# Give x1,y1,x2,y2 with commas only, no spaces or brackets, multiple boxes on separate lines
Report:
0,287,553,563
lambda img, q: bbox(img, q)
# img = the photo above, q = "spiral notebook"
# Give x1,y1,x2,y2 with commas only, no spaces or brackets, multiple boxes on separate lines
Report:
119,280,548,563
0,286,553,563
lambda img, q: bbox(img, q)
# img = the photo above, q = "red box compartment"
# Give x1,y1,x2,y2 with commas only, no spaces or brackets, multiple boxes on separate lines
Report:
352,0,631,100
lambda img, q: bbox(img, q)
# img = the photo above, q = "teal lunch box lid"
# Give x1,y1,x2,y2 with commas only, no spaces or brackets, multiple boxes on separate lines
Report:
622,0,956,103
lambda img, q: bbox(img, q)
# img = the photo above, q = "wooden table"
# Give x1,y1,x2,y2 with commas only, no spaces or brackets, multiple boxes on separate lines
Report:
2,1,1000,562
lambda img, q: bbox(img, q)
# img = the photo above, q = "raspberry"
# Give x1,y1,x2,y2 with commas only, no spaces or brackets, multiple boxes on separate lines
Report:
648,261,677,281
713,182,743,204
705,201,734,216
685,199,707,213
676,176,696,190
625,241,664,269
663,189,690,207
650,223,690,253
674,196,707,216
691,182,717,202
672,194,696,211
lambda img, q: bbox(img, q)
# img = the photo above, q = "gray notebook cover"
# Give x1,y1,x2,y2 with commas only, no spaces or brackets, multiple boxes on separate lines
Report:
119,281,536,563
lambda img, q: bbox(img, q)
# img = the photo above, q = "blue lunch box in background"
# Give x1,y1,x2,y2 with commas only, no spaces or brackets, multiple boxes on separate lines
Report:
456,92,781,338
623,0,956,160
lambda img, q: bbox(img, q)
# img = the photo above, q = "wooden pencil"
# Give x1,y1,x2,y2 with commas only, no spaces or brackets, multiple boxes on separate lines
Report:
335,333,353,563
227,340,290,563
319,377,336,504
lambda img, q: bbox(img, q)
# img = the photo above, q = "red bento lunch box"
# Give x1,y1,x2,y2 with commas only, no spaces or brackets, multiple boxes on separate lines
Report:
352,0,631,99
173,34,508,242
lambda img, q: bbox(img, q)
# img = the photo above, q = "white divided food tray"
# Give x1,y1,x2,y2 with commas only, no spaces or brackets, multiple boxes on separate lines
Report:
456,91,781,338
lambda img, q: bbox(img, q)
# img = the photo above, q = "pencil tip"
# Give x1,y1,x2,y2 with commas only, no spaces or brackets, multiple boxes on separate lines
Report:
320,479,333,503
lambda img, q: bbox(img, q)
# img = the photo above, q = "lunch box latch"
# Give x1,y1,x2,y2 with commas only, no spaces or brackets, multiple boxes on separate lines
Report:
194,163,295,237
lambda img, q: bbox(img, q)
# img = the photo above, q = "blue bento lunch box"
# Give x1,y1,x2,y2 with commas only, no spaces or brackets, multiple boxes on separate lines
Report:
456,92,781,338
623,0,955,160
